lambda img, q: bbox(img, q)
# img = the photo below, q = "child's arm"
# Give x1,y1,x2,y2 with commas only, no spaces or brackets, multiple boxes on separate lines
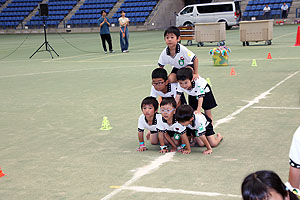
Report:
181,133,191,154
195,96,203,114
158,131,168,153
192,57,199,80
137,131,147,152
199,135,212,155
175,93,181,107
164,133,177,152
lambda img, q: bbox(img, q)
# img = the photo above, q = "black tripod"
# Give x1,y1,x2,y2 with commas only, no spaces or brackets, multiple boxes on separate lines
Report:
29,18,59,59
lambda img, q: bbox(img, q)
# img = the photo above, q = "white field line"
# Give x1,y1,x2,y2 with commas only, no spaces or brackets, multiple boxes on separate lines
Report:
214,70,299,128
100,152,176,200
101,71,299,200
122,186,242,198
251,106,300,110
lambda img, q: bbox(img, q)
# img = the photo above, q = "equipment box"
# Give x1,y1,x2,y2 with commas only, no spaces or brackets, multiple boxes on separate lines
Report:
239,20,273,46
194,22,226,47
178,26,194,46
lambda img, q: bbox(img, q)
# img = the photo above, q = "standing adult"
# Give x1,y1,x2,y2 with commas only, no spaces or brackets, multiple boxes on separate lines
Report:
98,10,114,54
263,4,271,19
118,10,130,53
289,126,300,189
281,2,289,19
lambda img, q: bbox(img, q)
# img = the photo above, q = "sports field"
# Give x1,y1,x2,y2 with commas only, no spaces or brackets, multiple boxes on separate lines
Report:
0,25,299,200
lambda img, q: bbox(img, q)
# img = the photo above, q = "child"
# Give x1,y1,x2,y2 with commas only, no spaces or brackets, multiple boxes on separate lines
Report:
175,105,223,154
150,68,186,105
156,97,180,153
242,170,299,200
158,26,199,83
175,67,217,122
137,97,161,152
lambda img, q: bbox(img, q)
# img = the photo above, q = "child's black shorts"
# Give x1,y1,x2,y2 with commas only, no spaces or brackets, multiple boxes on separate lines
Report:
170,64,194,74
188,84,217,110
166,130,175,137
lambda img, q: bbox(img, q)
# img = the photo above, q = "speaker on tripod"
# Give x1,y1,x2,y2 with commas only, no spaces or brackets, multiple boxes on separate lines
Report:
39,3,48,17
29,3,59,59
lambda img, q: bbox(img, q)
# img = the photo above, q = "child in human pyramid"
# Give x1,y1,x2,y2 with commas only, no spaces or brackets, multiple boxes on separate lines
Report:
136,26,223,154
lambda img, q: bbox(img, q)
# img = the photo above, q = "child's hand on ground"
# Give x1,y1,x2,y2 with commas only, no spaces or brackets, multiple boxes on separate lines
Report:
170,147,177,152
203,149,212,155
192,74,199,80
182,149,191,154
159,149,169,154
137,147,148,152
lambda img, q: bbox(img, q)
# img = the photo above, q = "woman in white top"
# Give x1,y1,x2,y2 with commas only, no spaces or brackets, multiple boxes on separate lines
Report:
118,10,130,53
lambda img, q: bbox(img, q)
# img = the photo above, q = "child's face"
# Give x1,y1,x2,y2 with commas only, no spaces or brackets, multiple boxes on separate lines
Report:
164,33,180,48
178,79,192,90
152,78,167,91
142,104,156,117
160,104,175,120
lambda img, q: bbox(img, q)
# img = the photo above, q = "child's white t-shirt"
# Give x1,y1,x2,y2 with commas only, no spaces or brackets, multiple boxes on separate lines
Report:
138,113,161,132
289,126,300,168
176,77,209,98
150,83,178,98
156,115,177,132
187,113,210,136
158,43,196,69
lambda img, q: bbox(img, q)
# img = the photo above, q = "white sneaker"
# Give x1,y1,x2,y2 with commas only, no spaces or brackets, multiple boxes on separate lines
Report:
104,51,107,54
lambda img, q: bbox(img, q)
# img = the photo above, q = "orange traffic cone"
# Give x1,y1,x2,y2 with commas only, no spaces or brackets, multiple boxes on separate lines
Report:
230,67,236,76
0,168,6,178
267,52,272,59
294,26,300,46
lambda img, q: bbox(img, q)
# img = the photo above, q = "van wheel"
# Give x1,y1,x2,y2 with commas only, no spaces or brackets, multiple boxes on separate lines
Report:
226,25,232,30
242,42,246,46
183,22,193,27
187,40,192,46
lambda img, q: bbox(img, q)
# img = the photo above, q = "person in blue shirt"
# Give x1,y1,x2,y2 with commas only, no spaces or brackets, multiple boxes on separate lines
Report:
98,10,114,54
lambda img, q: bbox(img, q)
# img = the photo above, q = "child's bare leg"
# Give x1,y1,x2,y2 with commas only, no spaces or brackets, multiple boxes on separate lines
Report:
204,109,213,124
150,133,159,145
171,138,180,146
194,137,205,147
207,133,223,147
168,73,177,83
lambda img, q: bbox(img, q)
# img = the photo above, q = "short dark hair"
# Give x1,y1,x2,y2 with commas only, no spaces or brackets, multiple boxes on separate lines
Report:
164,26,180,38
100,10,106,15
175,105,193,122
152,68,168,81
160,97,176,108
141,96,159,111
241,170,299,200
176,67,193,81
121,10,125,13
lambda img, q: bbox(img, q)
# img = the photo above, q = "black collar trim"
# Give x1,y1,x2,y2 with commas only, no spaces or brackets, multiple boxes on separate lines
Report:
166,44,180,56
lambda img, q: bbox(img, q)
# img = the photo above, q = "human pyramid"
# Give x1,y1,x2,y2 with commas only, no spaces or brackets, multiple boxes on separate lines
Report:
137,26,223,154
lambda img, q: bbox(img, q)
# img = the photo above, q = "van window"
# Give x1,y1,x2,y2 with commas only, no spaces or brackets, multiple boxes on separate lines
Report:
180,6,194,15
197,4,233,14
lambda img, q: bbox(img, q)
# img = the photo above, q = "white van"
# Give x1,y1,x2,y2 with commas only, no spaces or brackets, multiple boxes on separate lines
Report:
176,1,241,29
